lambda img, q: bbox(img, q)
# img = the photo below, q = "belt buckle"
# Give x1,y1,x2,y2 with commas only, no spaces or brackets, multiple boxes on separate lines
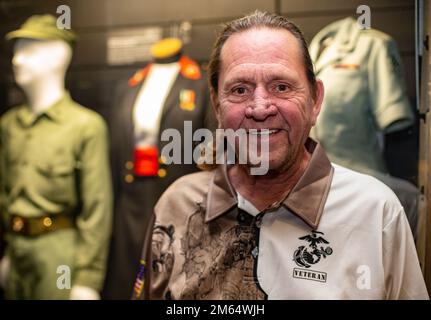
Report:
12,216,24,233
42,216,53,230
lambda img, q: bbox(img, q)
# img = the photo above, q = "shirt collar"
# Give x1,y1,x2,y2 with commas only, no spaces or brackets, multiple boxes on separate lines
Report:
311,17,360,55
237,192,260,217
17,91,71,127
309,17,361,73
334,17,361,53
205,138,334,229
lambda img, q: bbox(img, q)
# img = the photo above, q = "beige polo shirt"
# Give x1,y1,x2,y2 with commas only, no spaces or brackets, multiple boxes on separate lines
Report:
136,139,428,300
238,165,427,299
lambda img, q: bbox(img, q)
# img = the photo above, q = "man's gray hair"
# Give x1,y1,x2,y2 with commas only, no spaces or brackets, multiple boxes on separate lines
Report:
208,10,317,99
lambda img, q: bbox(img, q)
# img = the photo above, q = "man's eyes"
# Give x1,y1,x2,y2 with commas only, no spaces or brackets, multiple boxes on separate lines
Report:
232,86,248,95
227,82,292,98
274,83,290,92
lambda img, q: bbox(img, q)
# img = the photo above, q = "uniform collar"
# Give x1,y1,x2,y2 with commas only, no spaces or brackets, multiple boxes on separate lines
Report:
331,17,361,52
310,17,361,74
17,91,71,127
205,138,334,229
128,55,201,87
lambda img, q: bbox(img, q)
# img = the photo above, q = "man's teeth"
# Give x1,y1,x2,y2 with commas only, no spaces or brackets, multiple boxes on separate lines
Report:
248,129,280,135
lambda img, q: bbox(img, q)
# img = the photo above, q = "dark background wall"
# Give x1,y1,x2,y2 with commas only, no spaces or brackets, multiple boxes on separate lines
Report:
0,0,417,181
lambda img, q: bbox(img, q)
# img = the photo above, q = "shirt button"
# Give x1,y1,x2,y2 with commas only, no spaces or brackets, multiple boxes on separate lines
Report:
251,246,259,259
125,161,134,170
158,168,167,178
125,174,134,183
238,212,245,222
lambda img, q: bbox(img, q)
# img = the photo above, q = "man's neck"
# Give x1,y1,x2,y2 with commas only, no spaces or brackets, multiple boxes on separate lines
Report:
228,147,311,212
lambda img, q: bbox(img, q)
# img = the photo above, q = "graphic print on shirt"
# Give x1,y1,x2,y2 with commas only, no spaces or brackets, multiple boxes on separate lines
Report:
152,224,175,274
293,230,333,283
178,208,266,299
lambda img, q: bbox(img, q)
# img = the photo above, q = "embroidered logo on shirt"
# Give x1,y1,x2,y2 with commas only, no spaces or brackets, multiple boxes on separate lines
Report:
293,231,333,283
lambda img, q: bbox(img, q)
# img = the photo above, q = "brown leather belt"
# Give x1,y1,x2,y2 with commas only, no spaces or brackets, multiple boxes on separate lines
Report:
8,214,75,237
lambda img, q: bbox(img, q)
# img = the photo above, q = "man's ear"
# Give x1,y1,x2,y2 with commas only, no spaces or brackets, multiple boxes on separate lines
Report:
310,79,324,126
210,87,222,125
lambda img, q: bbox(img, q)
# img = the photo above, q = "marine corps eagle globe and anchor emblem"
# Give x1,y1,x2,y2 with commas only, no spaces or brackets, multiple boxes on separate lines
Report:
294,231,333,268
292,231,333,283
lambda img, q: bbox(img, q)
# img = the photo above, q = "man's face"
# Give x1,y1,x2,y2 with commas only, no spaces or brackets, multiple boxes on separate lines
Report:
212,27,323,172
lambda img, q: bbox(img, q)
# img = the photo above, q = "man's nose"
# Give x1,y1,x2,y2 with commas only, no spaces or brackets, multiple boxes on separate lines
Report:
245,88,277,121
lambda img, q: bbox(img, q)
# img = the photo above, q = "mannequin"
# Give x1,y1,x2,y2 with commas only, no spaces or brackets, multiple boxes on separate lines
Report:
104,38,215,299
309,17,414,173
132,39,183,177
12,39,69,114
14,39,98,299
0,15,112,300
309,17,418,234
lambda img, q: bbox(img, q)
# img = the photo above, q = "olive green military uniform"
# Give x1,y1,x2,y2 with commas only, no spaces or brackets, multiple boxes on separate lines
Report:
1,92,112,299
309,17,414,173
0,15,112,299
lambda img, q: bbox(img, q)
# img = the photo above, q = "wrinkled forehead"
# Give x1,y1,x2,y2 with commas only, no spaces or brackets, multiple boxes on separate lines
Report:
220,27,303,69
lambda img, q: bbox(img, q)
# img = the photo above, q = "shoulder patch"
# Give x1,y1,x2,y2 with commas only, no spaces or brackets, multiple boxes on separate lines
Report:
179,56,201,80
128,65,151,87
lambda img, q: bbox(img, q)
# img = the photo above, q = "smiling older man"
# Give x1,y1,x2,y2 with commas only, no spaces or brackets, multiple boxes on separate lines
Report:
133,11,428,300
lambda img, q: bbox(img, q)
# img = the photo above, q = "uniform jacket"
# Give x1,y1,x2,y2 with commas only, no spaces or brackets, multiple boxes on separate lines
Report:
309,17,414,173
103,55,216,299
0,93,113,291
